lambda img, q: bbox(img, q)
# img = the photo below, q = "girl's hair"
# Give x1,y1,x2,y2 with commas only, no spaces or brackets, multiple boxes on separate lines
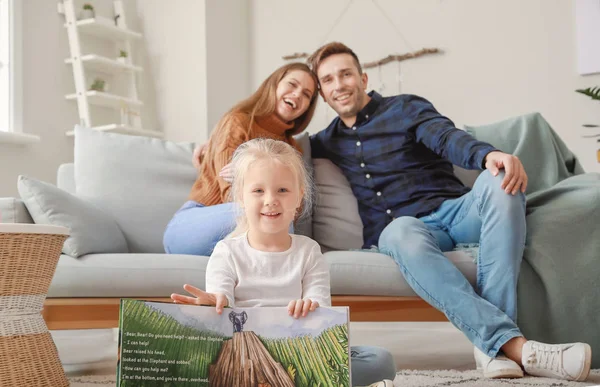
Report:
211,63,319,145
228,138,313,237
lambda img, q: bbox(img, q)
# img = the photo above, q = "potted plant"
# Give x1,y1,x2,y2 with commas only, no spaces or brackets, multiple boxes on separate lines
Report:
575,86,600,162
89,78,107,92
576,87,600,128
117,50,128,64
80,3,95,19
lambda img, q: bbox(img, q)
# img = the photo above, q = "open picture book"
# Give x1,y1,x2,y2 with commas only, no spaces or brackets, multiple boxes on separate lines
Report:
117,299,351,386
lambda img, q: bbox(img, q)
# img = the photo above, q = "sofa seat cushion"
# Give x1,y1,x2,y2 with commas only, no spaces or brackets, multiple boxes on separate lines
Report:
48,254,208,298
48,249,476,298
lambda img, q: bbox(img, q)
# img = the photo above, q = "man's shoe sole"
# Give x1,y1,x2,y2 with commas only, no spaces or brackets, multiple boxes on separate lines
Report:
574,343,592,382
478,366,524,379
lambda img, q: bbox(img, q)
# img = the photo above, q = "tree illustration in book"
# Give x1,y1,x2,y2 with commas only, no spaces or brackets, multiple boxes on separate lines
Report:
117,299,351,386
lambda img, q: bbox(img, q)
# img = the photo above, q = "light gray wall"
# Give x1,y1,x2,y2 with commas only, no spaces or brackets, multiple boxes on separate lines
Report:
206,0,251,133
250,0,600,172
135,0,207,143
0,0,77,197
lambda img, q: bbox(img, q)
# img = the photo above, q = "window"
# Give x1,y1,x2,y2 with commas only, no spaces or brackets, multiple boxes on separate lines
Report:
0,0,21,133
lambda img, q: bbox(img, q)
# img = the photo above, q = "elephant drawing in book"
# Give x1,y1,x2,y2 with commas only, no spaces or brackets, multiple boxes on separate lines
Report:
229,311,248,333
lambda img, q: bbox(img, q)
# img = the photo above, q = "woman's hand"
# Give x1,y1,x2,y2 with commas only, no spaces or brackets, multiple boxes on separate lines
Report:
171,284,228,314
288,299,319,319
192,144,207,170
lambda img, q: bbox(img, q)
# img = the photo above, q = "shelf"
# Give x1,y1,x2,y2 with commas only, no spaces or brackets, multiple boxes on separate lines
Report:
65,17,142,41
66,124,163,138
65,91,143,109
65,54,143,73
0,131,41,145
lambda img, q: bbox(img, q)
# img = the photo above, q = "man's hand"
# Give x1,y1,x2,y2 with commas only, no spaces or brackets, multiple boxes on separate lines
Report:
287,299,320,319
171,284,228,314
192,144,207,170
484,151,528,195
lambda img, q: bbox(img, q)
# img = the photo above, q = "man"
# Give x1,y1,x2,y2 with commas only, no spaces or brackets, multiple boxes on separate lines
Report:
307,42,591,381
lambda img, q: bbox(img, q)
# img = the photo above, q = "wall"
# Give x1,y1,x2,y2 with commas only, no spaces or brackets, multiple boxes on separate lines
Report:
205,0,251,132
135,0,207,143
250,0,600,172
0,0,77,197
0,0,162,197
136,0,250,143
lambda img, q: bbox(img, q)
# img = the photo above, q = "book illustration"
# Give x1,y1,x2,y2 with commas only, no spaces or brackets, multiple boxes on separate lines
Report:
117,299,350,386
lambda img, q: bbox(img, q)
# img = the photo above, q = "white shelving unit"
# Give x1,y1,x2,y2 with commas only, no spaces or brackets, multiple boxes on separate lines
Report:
58,0,161,138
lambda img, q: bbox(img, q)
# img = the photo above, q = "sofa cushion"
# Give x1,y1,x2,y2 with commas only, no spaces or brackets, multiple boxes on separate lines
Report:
74,126,197,254
0,197,33,223
312,158,363,251
17,175,128,257
48,253,208,297
57,163,75,194
48,249,476,297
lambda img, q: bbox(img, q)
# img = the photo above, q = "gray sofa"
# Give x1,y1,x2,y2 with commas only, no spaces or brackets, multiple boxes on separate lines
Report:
0,126,480,328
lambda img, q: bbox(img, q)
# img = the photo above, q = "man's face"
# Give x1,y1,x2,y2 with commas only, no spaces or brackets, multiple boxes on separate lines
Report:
317,53,369,120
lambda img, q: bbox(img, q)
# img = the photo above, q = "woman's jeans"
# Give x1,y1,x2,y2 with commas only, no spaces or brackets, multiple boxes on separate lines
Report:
378,171,527,357
163,201,237,256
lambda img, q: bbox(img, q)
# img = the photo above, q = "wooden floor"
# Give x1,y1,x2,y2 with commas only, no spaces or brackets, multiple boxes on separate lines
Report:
43,296,447,330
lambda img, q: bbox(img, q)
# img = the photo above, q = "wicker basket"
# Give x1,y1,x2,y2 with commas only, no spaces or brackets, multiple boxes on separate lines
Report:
0,224,69,387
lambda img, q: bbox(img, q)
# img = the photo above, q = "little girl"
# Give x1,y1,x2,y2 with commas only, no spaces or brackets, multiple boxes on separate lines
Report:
171,138,396,387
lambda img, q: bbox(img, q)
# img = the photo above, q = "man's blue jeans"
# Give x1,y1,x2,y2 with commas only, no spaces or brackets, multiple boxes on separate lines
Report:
378,171,526,357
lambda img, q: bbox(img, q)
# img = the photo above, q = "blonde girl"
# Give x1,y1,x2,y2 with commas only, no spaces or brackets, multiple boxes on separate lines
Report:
171,139,396,387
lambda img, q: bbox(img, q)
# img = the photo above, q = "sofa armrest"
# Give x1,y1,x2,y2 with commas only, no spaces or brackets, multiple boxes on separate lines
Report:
0,197,34,223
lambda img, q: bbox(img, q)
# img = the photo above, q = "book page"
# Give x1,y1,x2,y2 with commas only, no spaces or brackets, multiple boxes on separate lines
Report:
117,299,350,386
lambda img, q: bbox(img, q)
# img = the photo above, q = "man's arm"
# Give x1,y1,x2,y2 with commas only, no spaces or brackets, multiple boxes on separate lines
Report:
412,95,527,194
411,96,497,170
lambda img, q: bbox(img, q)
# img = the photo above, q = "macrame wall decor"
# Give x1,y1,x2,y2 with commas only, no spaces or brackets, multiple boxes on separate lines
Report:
283,0,443,98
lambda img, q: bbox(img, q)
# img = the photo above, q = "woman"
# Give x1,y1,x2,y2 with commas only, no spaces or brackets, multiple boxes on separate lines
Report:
163,62,318,256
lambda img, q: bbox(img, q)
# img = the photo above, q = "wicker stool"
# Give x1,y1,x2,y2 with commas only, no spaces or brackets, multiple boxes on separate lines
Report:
0,224,69,386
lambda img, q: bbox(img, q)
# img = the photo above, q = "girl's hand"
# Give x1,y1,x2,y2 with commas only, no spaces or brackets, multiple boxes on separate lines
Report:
288,299,319,319
171,284,228,314
219,163,234,183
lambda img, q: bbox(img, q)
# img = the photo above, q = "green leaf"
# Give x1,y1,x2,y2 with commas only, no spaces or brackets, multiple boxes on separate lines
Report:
576,87,600,101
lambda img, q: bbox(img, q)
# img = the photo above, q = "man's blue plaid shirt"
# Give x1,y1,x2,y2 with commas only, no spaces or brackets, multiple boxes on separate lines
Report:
310,91,497,248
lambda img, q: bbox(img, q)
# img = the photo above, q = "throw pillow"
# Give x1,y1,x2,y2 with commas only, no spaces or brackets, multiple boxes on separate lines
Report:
312,158,364,251
74,126,197,254
17,175,128,257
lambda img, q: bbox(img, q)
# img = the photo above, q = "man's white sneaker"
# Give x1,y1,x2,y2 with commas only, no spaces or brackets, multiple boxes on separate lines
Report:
474,346,524,379
365,380,394,387
522,340,591,381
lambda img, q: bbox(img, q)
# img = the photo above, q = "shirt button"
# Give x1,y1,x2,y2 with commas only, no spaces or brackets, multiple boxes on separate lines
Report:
377,191,382,196
360,163,365,168
366,174,371,179
356,141,361,146
352,126,357,131
366,115,369,119
386,209,392,214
